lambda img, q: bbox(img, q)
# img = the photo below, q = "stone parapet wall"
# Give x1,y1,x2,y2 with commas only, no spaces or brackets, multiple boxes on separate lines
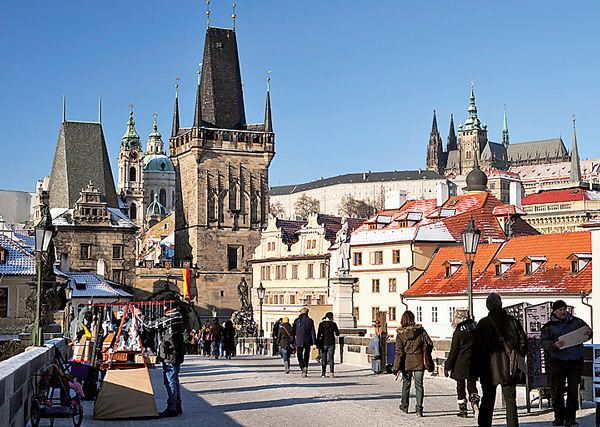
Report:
0,338,70,427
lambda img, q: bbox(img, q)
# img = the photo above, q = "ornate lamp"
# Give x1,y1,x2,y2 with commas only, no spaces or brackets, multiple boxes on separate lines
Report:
257,282,266,337
461,216,481,319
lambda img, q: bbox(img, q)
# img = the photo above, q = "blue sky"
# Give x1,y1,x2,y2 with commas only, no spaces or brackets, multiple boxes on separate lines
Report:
1,1,599,192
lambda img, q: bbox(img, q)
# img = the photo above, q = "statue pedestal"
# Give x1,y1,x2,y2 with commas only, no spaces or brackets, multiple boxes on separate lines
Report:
330,275,357,328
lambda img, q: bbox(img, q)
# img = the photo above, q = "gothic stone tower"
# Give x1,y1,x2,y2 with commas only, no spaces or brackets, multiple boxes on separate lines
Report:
457,85,488,173
169,25,275,315
117,108,144,225
426,110,445,175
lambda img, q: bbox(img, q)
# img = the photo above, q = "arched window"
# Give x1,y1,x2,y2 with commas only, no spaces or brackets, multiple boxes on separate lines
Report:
130,204,137,220
160,189,166,207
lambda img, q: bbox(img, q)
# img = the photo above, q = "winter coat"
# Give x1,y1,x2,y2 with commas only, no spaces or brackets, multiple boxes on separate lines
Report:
292,313,316,348
277,322,293,350
392,325,433,372
222,325,236,352
540,313,591,360
272,321,281,343
471,308,527,386
317,319,340,348
444,318,476,380
211,323,223,341
159,327,185,365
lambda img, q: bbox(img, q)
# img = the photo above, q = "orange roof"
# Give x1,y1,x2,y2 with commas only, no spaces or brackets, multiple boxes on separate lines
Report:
406,231,591,297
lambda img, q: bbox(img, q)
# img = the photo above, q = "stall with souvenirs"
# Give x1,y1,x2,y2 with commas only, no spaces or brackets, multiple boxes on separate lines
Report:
69,301,182,419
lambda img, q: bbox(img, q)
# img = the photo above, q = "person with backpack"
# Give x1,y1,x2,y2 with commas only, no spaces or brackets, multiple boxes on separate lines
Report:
277,317,294,373
317,312,340,378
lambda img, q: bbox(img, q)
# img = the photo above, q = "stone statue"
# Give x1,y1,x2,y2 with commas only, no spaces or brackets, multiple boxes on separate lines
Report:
232,277,256,337
336,217,351,275
237,277,250,311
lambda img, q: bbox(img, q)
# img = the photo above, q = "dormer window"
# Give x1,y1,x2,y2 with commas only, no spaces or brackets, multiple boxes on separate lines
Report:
567,253,591,274
492,258,516,277
442,260,462,278
521,256,547,276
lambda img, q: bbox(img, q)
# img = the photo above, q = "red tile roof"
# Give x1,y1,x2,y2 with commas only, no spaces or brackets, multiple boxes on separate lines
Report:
521,189,600,205
405,231,591,297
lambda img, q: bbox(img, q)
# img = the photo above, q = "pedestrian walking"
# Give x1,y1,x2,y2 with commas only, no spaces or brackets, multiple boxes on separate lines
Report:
223,320,236,359
317,312,340,378
392,310,433,417
210,318,223,359
541,300,592,427
158,308,184,417
471,293,527,427
202,323,212,356
292,307,316,377
444,308,480,418
277,317,294,373
272,318,282,356
189,329,197,354
183,329,191,354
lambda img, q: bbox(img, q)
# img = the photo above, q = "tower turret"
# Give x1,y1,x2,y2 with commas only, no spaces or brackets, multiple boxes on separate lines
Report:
426,110,444,174
502,106,510,149
570,117,582,183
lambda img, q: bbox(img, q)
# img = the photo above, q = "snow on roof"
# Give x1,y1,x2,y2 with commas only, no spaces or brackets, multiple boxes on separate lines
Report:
60,271,132,298
0,235,35,275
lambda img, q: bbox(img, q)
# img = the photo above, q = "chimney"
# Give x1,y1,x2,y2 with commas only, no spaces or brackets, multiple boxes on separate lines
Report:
509,181,522,208
97,258,105,277
436,181,449,207
385,190,407,210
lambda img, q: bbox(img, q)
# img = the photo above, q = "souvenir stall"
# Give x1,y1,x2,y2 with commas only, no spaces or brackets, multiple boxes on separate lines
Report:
69,301,181,419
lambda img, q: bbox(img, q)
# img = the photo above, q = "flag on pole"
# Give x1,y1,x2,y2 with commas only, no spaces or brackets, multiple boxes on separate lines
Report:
183,269,191,300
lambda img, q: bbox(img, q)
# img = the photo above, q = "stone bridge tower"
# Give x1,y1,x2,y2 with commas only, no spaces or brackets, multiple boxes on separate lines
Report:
169,24,275,315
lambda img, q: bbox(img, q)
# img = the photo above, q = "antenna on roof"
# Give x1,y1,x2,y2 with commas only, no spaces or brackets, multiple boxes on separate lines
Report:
62,94,66,123
206,0,210,29
98,97,102,124
232,3,236,31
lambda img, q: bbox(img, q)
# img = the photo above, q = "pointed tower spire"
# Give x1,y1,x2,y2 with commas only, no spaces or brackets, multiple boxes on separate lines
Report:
172,81,180,138
431,109,439,134
121,105,141,150
447,114,457,151
570,116,582,183
147,113,164,155
427,110,444,174
502,105,510,149
463,82,481,130
193,69,202,128
232,3,236,31
264,71,273,132
62,94,66,123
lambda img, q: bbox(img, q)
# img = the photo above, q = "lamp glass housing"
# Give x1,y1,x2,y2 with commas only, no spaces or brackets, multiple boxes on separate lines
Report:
256,282,266,301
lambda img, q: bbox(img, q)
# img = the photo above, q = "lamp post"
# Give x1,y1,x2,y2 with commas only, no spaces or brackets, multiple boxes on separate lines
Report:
256,282,265,337
31,226,54,346
461,216,481,320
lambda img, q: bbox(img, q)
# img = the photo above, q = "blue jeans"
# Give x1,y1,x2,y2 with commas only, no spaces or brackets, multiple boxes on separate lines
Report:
401,370,424,414
212,340,220,358
280,348,290,363
321,345,335,373
162,363,181,411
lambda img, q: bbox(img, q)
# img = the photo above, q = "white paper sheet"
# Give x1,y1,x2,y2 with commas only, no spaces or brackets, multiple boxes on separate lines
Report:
558,326,591,349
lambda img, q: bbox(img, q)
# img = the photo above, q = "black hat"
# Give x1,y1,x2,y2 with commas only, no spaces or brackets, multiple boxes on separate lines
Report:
552,300,567,312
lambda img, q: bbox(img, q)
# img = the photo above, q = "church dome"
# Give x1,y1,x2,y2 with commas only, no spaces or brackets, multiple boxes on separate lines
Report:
146,194,166,219
143,154,175,173
463,165,488,192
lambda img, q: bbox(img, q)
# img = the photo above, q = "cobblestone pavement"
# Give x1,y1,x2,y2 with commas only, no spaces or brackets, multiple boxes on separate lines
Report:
40,355,596,426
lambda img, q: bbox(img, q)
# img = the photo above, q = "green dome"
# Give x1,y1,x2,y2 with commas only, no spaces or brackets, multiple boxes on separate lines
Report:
142,154,175,173
146,194,166,219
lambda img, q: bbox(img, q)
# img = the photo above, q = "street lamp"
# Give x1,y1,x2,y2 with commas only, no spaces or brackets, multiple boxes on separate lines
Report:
256,282,265,337
32,226,54,346
211,306,217,320
461,216,481,320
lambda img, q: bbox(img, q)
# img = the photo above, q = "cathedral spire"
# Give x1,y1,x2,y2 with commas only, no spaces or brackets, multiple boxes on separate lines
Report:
462,82,481,131
121,105,141,151
502,105,510,149
426,110,444,174
172,82,180,137
193,70,202,128
431,110,439,134
447,114,457,151
264,73,273,132
570,116,582,183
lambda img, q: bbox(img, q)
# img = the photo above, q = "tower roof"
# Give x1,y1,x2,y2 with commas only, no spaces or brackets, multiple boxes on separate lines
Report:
502,106,510,148
120,108,141,151
200,27,246,130
49,121,118,209
570,117,582,183
264,88,273,133
146,114,165,155
462,84,482,131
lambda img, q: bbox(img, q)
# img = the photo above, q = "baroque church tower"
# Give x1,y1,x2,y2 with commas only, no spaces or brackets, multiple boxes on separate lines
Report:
169,20,275,315
117,107,144,224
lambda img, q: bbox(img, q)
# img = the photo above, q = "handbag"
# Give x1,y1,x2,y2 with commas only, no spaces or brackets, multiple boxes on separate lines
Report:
422,333,435,373
282,325,296,354
489,317,526,377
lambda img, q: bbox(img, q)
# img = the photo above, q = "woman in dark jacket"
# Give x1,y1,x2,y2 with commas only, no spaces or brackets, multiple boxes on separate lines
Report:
222,320,236,359
444,308,479,418
317,312,340,378
277,317,294,373
392,310,433,417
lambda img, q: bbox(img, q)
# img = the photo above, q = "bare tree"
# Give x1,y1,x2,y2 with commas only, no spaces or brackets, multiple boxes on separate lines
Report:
338,195,377,218
294,194,320,219
269,201,286,218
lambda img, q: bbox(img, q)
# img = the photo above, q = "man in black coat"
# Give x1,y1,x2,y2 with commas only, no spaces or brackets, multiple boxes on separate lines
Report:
158,308,185,417
317,312,340,378
471,293,527,427
272,318,282,356
541,300,592,427
292,307,316,377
